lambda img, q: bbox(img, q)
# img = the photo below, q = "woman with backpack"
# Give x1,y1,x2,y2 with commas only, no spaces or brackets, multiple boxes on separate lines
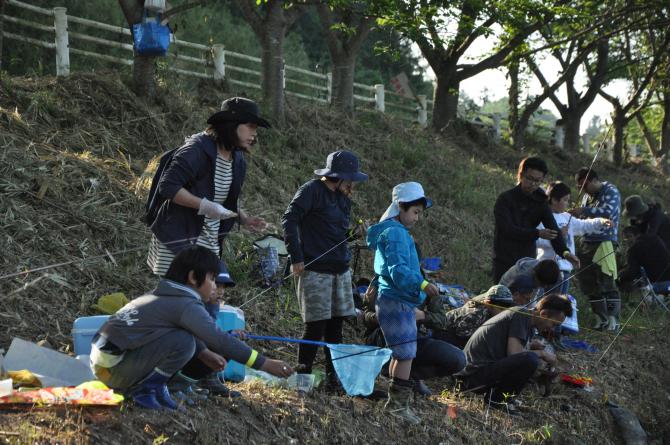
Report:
145,97,269,396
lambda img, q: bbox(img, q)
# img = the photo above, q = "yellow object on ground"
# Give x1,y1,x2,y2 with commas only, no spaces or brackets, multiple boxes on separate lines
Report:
7,370,42,387
93,292,129,314
594,241,617,279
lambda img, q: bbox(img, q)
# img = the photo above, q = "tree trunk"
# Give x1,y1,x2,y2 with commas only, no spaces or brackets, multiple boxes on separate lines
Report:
432,70,459,131
563,112,582,152
331,54,356,115
118,0,158,99
507,58,520,140
612,111,626,166
658,92,670,173
512,109,533,151
132,54,157,98
260,26,286,126
0,0,5,74
635,113,659,158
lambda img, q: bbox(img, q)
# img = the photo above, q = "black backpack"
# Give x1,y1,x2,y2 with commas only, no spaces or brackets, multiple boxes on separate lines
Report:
143,147,178,226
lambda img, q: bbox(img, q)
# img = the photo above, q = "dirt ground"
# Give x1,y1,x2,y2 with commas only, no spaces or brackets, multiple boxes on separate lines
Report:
1,73,670,444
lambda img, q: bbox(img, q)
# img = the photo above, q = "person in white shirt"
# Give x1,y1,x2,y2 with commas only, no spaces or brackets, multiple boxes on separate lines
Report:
537,182,611,294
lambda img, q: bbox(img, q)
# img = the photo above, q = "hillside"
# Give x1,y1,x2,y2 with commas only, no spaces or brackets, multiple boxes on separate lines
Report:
0,72,669,444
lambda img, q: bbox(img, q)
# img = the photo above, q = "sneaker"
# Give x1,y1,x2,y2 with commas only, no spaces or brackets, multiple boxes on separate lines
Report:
593,315,609,331
198,373,241,398
413,379,432,397
605,316,620,332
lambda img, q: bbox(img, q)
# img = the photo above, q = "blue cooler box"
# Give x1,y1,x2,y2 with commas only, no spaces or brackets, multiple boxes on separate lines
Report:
216,305,246,382
72,315,110,356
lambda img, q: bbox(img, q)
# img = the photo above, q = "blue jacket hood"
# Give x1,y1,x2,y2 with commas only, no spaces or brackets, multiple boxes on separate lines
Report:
367,218,403,250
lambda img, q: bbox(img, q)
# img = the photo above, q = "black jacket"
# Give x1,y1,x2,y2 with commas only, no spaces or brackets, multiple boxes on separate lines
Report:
281,179,351,274
632,204,670,251
619,234,670,284
493,185,568,266
151,132,246,253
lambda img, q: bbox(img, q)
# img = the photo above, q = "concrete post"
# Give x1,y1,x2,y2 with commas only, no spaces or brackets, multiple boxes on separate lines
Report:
491,113,501,142
212,44,225,80
374,84,385,113
417,95,427,128
582,134,591,153
281,59,286,90
326,72,332,104
53,7,70,76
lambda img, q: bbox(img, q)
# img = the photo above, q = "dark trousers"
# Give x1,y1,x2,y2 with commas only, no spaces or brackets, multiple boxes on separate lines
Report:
410,337,466,380
431,329,468,350
298,317,344,374
576,241,621,317
461,352,539,403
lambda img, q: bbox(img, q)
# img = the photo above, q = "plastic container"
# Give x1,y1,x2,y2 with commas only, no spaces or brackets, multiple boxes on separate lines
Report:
216,305,246,382
560,295,579,334
287,373,316,394
72,315,110,356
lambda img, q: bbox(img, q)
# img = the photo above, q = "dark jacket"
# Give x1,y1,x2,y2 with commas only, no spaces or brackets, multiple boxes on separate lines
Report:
97,279,266,369
618,234,670,285
151,132,247,253
493,185,568,268
632,204,670,250
281,179,351,274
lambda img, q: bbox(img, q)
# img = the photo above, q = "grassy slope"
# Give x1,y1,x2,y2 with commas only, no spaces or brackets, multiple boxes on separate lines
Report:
0,72,669,444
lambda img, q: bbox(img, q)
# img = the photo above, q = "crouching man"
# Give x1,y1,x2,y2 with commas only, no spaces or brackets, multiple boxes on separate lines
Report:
90,245,294,410
456,294,572,415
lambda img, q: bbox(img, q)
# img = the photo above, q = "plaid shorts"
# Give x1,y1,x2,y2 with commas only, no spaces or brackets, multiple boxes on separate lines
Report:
376,296,417,360
297,270,354,322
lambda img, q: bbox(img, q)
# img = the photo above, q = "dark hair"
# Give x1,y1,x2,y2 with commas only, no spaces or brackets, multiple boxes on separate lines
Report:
547,181,571,202
399,198,428,211
517,157,548,181
534,259,560,287
206,121,243,152
536,294,573,317
165,245,220,287
576,167,598,183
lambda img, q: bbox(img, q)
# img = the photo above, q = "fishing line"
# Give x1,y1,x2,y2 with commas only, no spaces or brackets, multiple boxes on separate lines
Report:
239,233,357,309
593,291,648,368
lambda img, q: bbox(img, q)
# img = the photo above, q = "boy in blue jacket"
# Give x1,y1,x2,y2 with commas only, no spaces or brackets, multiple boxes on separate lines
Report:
366,182,441,425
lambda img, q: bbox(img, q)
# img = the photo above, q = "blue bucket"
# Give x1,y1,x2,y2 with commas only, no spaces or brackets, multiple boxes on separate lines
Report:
328,344,391,396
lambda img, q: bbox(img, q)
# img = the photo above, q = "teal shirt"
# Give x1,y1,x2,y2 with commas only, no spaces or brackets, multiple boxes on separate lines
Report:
366,219,426,307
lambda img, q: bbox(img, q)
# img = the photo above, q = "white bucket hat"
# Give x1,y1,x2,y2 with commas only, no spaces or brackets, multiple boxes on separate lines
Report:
380,182,433,222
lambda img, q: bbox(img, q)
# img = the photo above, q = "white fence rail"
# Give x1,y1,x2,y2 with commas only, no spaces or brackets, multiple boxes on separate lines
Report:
2,0,431,127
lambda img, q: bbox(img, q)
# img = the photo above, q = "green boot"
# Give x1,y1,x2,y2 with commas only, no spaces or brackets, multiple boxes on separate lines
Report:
384,379,421,425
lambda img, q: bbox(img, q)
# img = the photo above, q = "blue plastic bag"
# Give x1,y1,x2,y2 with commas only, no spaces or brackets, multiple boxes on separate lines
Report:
328,344,391,396
132,12,170,56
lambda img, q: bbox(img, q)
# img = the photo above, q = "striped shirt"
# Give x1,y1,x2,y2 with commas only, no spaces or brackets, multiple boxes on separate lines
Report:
147,155,233,276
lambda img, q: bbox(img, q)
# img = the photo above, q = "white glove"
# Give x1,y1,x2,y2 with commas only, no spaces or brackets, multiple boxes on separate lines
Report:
198,197,237,220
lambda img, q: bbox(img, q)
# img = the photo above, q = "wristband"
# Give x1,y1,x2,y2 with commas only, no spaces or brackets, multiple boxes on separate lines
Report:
245,349,258,368
420,280,429,291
